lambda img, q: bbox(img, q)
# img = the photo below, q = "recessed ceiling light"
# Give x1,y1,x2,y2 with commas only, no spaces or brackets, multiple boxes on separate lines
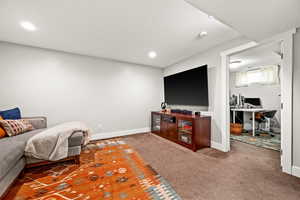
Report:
208,15,215,20
20,21,37,31
199,31,208,38
148,51,157,59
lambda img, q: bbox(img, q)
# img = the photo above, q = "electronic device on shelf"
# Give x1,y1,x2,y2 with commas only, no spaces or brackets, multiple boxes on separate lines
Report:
179,133,192,144
170,109,179,113
162,115,176,123
195,111,201,116
170,109,192,115
161,102,167,112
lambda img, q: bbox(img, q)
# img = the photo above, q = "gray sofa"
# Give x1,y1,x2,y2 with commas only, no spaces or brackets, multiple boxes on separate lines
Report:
0,117,84,197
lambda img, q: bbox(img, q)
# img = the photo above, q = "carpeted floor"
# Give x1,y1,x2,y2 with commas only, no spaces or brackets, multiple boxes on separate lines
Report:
123,133,300,200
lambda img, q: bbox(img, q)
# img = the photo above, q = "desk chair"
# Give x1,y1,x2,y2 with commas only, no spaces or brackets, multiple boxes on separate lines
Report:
251,110,277,136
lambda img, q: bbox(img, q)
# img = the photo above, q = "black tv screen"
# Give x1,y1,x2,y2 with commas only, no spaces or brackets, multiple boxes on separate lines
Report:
164,65,209,106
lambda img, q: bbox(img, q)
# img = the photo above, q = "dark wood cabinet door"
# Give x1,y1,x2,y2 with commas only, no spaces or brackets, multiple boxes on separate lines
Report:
151,113,161,134
160,121,168,138
167,123,178,141
194,118,211,148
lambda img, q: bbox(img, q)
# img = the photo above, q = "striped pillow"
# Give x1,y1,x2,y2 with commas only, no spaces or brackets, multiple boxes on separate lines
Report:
0,119,34,136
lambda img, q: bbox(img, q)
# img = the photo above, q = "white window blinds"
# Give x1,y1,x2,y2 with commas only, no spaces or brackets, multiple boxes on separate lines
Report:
235,65,279,87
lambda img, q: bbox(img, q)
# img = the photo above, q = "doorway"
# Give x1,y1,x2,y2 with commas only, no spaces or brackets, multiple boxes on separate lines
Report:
229,42,282,151
220,29,295,174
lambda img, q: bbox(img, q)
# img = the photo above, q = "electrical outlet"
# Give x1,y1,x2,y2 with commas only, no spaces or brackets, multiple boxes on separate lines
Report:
97,123,103,131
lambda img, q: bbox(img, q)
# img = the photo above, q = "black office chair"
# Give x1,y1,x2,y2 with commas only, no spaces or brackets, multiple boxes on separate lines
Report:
263,110,277,119
252,110,277,136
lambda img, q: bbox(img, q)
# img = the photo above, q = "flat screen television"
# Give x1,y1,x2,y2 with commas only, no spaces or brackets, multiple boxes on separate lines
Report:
164,65,209,106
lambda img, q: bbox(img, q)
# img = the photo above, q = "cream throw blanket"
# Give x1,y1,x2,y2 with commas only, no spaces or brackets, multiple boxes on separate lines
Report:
25,121,91,161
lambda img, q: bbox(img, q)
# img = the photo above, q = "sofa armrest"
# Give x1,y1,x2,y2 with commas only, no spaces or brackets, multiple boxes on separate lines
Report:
22,116,47,129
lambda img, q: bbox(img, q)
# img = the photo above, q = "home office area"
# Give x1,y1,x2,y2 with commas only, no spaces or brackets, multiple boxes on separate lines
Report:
229,42,282,151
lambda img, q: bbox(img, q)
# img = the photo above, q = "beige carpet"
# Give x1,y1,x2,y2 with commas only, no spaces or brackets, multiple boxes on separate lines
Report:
123,133,300,200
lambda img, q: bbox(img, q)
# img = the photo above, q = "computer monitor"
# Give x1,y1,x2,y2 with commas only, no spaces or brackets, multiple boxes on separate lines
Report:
244,98,262,107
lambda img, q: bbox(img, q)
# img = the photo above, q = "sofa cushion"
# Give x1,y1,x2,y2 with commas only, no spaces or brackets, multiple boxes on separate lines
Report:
0,141,25,180
26,146,81,164
23,117,47,129
0,129,44,179
0,128,83,179
69,131,83,147
0,129,45,147
0,158,25,197
0,128,82,147
0,107,21,120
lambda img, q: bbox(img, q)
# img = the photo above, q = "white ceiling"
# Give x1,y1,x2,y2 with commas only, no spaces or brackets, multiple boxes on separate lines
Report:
230,42,282,72
186,0,300,41
0,0,241,68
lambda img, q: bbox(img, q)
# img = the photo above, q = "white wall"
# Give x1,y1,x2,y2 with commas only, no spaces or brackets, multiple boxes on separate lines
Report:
164,37,250,143
230,72,281,130
0,42,164,135
293,28,300,168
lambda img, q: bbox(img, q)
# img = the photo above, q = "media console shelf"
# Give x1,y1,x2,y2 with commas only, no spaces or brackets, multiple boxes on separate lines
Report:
151,111,211,151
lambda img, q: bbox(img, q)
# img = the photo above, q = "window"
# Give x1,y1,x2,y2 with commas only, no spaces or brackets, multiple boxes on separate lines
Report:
235,65,280,87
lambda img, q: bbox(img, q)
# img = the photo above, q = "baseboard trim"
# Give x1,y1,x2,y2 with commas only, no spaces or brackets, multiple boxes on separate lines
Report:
292,166,300,178
91,128,227,152
211,141,225,152
91,127,150,140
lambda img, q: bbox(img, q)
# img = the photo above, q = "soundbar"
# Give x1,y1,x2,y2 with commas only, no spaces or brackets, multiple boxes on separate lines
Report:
170,109,193,115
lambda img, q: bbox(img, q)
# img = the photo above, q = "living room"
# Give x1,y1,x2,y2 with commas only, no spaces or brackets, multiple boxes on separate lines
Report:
1,0,300,199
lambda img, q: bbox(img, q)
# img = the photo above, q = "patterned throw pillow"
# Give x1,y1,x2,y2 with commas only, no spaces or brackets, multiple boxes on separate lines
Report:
0,119,34,137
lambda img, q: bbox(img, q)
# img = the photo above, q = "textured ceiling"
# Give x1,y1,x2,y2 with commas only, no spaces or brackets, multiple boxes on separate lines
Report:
0,0,241,67
186,0,300,41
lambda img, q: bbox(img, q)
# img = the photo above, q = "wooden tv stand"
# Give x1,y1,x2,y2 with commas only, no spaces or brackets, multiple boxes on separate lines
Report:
151,111,211,151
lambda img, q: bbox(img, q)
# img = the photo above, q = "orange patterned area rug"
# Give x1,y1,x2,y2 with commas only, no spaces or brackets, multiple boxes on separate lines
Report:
5,139,181,200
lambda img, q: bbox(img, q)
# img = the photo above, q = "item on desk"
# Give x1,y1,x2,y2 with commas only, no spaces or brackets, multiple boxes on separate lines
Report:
241,96,245,107
237,94,245,108
230,94,238,107
244,98,262,108
245,103,255,108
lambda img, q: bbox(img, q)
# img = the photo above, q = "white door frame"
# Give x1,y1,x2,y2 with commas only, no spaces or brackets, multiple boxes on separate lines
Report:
220,29,296,174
